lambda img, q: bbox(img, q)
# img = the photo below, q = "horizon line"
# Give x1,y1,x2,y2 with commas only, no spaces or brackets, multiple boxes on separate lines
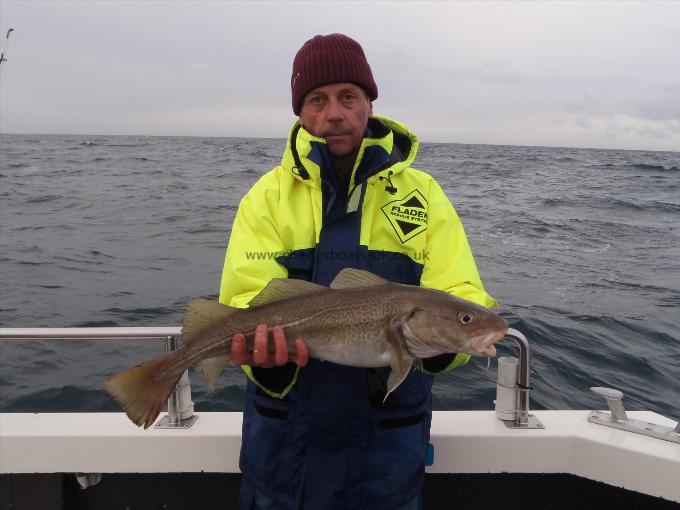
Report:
0,131,678,155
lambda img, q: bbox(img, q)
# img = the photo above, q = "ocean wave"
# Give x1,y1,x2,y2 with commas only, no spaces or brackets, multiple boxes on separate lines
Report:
183,224,224,234
16,260,44,266
541,197,575,207
53,255,104,265
109,291,134,297
25,195,64,204
107,143,150,148
103,306,181,320
581,242,611,253
56,265,110,274
12,225,47,231
248,149,275,160
89,250,116,258
69,319,120,327
657,294,680,307
627,163,679,172
647,201,680,213
596,197,645,211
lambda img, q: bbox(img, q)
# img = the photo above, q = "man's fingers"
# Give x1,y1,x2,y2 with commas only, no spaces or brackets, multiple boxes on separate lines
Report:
253,324,269,365
290,337,309,367
272,325,288,366
234,325,306,368
231,333,250,365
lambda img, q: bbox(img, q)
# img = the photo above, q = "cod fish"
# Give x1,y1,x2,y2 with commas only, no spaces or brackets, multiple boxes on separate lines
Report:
104,269,508,428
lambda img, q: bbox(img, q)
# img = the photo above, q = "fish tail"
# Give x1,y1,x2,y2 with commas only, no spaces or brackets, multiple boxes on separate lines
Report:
104,351,185,429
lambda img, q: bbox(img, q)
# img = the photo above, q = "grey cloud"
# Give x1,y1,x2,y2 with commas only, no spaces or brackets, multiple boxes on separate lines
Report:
630,83,680,122
568,84,680,123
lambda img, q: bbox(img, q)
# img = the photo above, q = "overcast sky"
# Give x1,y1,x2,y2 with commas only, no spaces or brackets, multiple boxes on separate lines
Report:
1,1,679,151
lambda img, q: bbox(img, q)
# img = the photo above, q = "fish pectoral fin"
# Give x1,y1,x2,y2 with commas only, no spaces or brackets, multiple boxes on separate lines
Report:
183,299,238,345
386,313,409,361
385,358,413,402
194,354,232,389
329,268,390,290
384,312,415,401
249,278,327,307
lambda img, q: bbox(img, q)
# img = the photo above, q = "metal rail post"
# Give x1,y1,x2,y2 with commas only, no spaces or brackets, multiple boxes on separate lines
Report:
495,328,544,429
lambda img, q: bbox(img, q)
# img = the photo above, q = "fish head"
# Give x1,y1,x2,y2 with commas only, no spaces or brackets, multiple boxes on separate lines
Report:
402,291,509,358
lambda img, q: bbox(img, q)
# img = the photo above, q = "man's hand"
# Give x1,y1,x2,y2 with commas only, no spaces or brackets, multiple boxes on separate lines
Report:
231,324,309,368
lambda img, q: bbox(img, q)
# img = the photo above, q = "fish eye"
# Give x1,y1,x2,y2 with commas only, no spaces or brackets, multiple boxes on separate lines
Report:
458,311,474,325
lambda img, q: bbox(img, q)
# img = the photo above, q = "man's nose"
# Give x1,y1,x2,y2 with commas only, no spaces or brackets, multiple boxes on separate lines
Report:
326,98,344,121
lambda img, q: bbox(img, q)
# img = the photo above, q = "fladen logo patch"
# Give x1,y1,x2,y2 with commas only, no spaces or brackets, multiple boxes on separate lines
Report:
381,189,428,243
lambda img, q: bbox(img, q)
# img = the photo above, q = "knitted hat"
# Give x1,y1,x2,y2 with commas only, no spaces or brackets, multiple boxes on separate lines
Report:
291,34,378,115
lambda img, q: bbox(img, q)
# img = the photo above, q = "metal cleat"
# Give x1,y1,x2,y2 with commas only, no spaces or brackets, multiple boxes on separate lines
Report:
588,386,680,444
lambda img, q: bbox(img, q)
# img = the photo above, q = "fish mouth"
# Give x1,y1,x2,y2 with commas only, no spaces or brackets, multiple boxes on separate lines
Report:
467,328,508,357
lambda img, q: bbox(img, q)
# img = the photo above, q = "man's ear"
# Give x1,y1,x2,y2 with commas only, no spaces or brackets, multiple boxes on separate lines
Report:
298,117,304,127
368,102,374,117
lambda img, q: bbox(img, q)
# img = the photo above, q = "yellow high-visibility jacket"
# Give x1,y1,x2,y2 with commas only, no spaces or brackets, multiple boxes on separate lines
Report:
219,114,498,510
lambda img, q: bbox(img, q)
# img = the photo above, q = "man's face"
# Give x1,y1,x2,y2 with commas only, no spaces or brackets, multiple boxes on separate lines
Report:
299,82,373,158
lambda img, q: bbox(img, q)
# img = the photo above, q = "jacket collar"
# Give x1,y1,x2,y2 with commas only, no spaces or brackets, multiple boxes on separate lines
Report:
280,114,419,190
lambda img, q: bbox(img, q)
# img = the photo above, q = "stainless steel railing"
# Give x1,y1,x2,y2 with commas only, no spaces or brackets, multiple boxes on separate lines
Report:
0,327,197,429
0,327,181,339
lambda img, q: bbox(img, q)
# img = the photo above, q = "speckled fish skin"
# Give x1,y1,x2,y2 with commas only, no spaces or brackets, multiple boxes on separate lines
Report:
209,283,506,365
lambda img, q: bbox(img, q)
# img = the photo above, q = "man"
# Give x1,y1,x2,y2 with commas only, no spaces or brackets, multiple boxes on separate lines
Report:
219,34,497,510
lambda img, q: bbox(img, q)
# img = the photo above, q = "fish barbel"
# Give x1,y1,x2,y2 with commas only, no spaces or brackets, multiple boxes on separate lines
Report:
104,269,508,428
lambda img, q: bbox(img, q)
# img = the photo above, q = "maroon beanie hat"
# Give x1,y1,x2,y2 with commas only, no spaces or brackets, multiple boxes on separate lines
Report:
291,34,378,115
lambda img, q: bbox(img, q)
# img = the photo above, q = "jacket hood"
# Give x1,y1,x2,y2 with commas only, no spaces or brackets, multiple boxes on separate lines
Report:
280,114,419,188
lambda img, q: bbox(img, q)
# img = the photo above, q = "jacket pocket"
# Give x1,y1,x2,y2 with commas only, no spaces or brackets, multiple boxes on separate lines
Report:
379,412,425,429
242,385,296,498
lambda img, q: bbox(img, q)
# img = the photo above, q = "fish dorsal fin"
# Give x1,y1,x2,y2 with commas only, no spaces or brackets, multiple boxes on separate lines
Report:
183,298,237,346
249,278,327,308
330,268,390,290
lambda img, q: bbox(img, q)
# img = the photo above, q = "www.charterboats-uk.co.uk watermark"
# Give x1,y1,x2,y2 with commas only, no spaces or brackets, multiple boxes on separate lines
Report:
244,249,431,262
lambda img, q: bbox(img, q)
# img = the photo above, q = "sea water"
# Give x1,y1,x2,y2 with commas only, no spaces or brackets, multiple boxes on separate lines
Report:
1,133,678,418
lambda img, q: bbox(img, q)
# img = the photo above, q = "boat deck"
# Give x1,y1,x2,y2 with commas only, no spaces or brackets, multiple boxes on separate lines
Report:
1,410,678,509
